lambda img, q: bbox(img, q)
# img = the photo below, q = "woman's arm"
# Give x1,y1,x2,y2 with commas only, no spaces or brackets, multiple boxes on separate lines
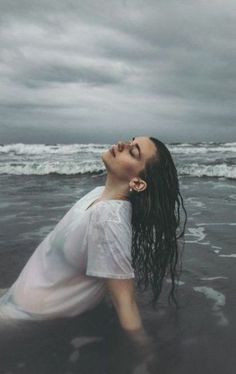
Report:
105,278,154,350
105,278,143,331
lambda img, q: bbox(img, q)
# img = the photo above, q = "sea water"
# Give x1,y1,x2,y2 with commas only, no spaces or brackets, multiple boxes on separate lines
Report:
0,141,235,373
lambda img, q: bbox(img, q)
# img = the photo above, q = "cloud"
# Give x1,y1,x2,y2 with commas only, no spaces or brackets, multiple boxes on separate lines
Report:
0,0,235,143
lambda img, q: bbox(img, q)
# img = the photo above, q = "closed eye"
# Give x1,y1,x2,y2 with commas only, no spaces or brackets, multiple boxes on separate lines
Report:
131,137,141,159
129,147,138,158
129,138,141,159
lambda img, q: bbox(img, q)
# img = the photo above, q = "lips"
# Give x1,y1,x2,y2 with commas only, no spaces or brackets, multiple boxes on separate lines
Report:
110,146,116,157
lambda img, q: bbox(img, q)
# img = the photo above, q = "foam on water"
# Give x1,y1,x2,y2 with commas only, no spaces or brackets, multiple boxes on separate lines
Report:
0,160,104,175
179,163,236,179
170,145,236,154
186,197,206,208
185,227,206,242
193,286,228,327
67,335,104,364
200,277,228,280
166,278,185,286
0,143,109,155
218,254,236,258
196,222,236,226
0,142,235,179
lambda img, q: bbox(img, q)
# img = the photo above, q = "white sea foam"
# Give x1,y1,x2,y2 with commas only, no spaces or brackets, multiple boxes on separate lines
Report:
170,145,236,154
0,160,105,175
1,160,234,179
179,163,236,179
0,143,109,155
165,278,185,286
68,350,80,363
200,277,228,280
193,286,228,327
0,142,235,178
196,222,236,226
185,227,206,242
218,254,236,258
222,142,236,147
1,142,235,156
68,335,103,364
186,197,206,208
70,336,103,349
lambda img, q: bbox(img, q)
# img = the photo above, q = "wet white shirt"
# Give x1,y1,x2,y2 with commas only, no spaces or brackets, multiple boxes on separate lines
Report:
0,186,134,321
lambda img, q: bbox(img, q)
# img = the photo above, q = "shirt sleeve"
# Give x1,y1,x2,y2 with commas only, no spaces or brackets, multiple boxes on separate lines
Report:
86,214,135,279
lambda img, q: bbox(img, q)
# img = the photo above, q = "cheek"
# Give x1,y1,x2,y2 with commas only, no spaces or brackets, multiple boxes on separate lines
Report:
117,158,138,177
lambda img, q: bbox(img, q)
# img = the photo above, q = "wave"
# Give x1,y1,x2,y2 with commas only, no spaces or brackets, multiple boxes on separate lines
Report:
1,142,236,156
0,142,235,179
179,163,236,180
170,145,236,154
0,161,235,179
0,143,109,155
0,161,105,175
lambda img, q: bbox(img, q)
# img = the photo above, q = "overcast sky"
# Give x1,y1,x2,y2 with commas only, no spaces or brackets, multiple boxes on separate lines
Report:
0,0,235,144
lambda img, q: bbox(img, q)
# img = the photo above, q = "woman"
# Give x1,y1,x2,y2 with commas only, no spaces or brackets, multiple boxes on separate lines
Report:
0,136,187,354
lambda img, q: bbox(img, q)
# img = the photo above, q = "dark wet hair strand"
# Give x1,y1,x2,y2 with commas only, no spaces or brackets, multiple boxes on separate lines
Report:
129,137,187,310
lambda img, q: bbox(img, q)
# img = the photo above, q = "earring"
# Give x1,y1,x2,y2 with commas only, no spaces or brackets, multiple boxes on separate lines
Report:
129,188,132,192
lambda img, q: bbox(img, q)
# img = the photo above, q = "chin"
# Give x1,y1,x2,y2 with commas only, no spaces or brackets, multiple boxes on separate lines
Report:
101,150,108,164
101,150,113,170
101,150,108,159
102,149,111,158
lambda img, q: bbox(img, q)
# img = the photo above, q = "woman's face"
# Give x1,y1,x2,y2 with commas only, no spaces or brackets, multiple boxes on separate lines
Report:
102,136,157,182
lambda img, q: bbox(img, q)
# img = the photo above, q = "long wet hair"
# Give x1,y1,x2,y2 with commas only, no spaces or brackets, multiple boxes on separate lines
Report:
129,137,187,310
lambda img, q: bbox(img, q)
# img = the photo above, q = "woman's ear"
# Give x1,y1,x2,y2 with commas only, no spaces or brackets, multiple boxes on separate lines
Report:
129,178,147,193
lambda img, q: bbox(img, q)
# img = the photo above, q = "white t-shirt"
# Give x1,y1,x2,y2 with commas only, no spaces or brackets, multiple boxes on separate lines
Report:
0,186,134,321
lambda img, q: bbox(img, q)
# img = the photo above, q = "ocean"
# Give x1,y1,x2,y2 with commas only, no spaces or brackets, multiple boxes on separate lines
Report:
0,141,235,178
0,141,235,374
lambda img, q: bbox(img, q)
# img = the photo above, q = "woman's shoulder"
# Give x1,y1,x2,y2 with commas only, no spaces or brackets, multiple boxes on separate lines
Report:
91,199,131,224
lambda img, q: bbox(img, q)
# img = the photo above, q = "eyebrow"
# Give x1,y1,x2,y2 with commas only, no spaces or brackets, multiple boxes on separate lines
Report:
132,137,142,159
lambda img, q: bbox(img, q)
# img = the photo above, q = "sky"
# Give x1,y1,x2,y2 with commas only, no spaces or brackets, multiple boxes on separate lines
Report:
0,0,235,144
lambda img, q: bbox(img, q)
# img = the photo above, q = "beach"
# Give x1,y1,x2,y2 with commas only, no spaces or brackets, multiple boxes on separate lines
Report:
0,141,235,373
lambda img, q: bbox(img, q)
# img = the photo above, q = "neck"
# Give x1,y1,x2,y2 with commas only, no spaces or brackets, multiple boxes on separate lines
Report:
100,174,130,201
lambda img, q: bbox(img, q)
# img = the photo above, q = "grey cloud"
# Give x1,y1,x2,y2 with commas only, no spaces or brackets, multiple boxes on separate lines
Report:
0,0,235,143
19,64,125,88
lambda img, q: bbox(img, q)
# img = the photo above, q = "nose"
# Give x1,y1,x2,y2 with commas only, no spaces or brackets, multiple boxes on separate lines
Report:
117,141,123,151
117,140,131,151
